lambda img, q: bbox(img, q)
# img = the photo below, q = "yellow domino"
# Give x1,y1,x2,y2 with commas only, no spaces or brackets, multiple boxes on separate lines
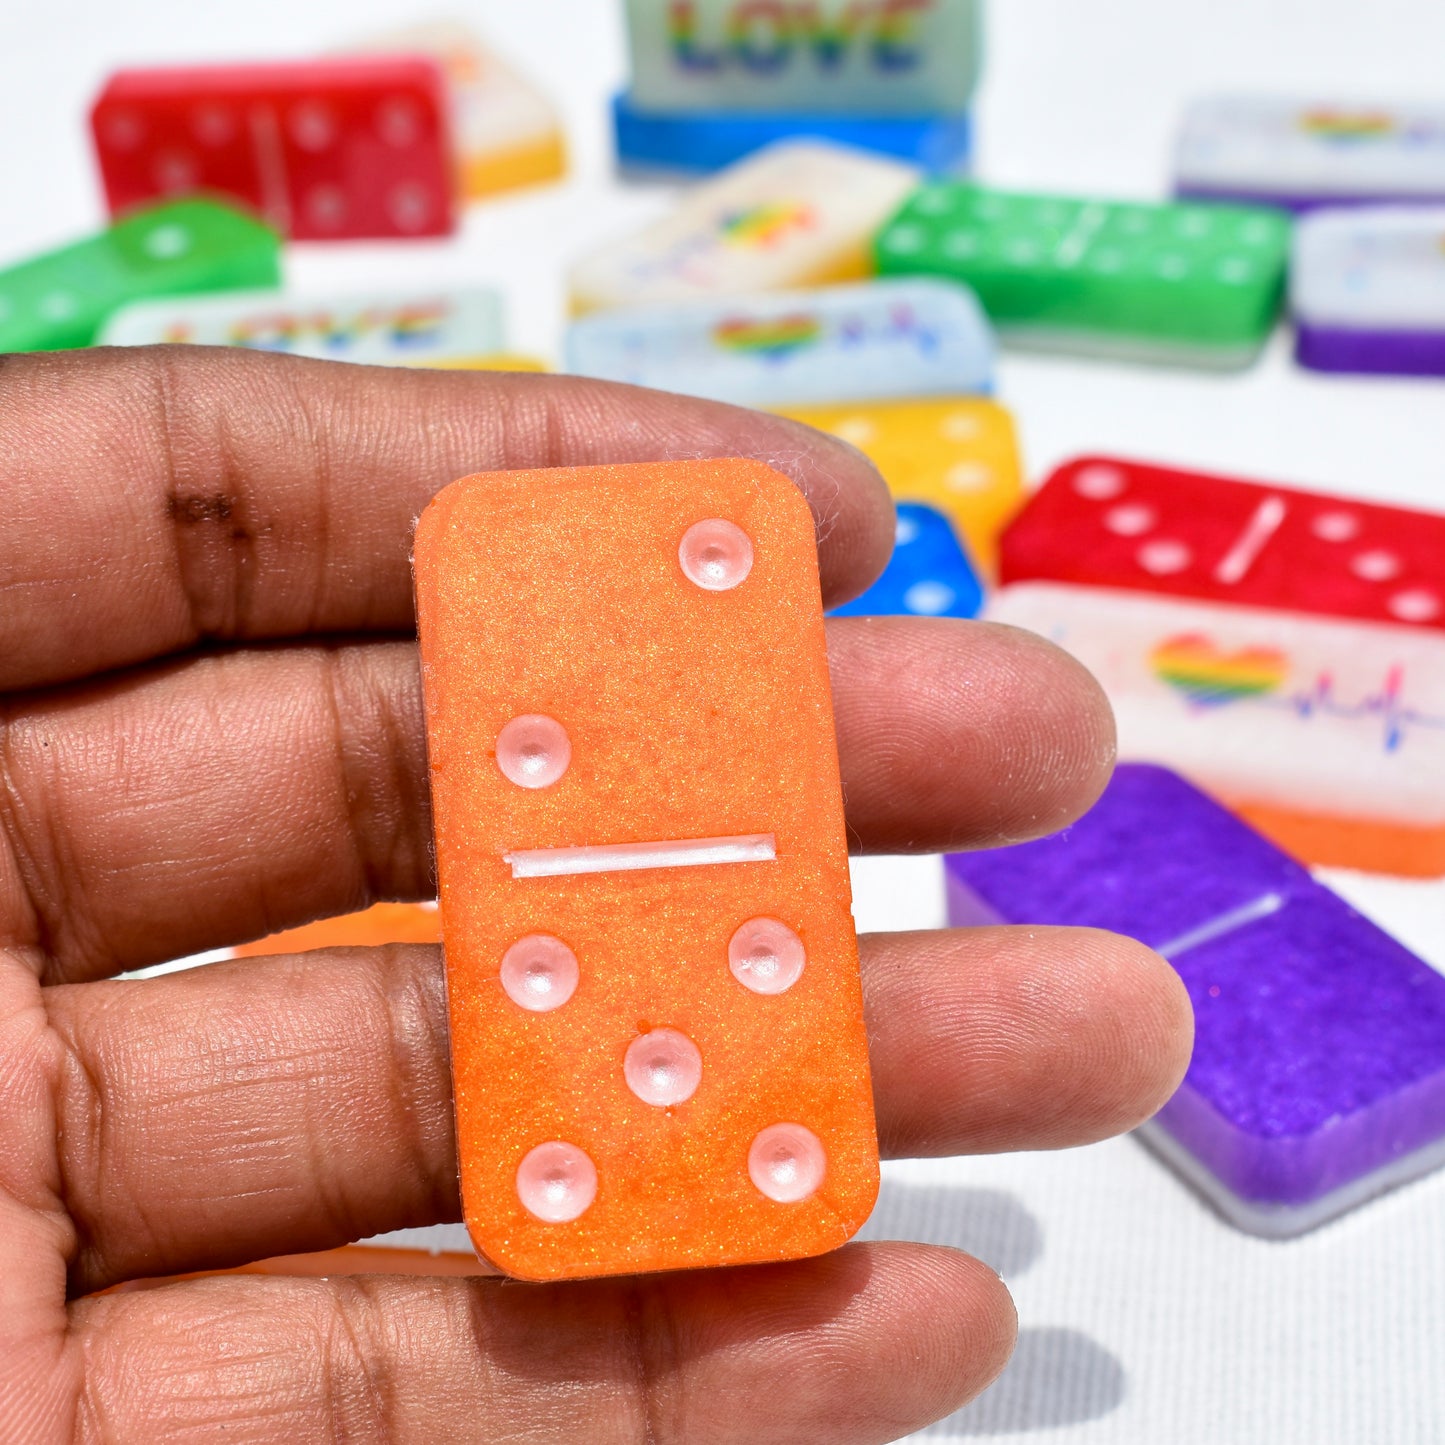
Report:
776,397,1024,577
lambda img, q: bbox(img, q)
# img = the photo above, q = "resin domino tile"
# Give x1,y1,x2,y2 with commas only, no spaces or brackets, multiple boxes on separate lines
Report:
1292,206,1445,376
622,0,981,117
564,278,993,407
1175,95,1445,210
91,57,456,240
947,764,1445,1237
100,286,505,366
0,199,279,352
777,396,1022,575
568,139,919,314
345,20,566,200
985,581,1445,876
828,502,982,619
414,458,878,1280
1000,456,1445,632
873,183,1291,367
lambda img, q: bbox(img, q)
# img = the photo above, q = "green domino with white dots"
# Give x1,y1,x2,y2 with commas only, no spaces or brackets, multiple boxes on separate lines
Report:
0,199,280,353
873,185,1292,369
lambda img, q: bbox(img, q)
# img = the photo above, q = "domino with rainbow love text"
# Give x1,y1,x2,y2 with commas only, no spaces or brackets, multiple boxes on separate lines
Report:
623,0,981,117
947,764,1445,1237
985,582,1445,876
414,458,878,1280
91,57,455,241
777,396,1022,575
564,278,992,407
999,456,1445,632
568,140,918,314
1175,95,1445,211
100,286,505,366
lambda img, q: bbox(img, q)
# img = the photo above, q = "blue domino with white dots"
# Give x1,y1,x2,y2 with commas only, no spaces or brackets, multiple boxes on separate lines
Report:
829,502,983,620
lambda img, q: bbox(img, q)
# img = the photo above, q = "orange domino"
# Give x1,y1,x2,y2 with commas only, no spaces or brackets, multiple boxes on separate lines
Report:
414,457,878,1281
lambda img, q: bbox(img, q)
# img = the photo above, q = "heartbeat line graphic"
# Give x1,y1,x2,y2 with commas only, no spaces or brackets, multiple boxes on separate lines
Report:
1245,664,1445,753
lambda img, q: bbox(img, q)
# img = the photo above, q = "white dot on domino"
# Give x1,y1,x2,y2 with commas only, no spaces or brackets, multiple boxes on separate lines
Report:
516,1141,597,1222
1312,510,1360,543
939,411,981,443
289,101,336,152
1390,588,1440,623
624,1028,702,1107
884,225,926,255
1352,549,1402,582
1138,539,1192,575
749,1123,826,1203
500,934,579,1012
895,515,920,546
1073,464,1127,500
904,581,957,615
496,714,571,789
1106,503,1156,536
680,519,753,591
834,416,875,447
142,224,191,261
945,461,991,492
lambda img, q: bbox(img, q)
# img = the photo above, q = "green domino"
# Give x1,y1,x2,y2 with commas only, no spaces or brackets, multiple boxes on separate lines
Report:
873,185,1291,368
0,199,280,353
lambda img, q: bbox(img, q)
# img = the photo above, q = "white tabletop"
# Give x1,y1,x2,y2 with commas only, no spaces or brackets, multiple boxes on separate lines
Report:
4,1,1444,1439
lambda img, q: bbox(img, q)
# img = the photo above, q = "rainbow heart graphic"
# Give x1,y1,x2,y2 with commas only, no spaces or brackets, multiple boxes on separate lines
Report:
1150,633,1288,708
712,313,822,359
718,201,816,250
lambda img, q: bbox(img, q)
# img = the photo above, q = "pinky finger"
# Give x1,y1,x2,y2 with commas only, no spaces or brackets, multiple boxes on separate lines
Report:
70,1245,1014,1445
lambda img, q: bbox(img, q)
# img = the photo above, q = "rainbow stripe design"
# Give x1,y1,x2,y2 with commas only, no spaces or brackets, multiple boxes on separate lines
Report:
712,311,821,357
1299,108,1397,142
1151,633,1288,707
718,201,816,249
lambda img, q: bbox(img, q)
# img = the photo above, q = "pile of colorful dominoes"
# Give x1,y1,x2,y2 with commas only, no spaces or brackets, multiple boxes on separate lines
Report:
3,0,1445,1252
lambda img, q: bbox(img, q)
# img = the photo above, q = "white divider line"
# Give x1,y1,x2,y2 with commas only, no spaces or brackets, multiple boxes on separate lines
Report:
505,833,777,880
1157,891,1287,961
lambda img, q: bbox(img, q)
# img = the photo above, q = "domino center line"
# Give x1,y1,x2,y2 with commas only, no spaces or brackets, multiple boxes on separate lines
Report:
1156,891,1287,961
505,833,777,880
1213,495,1288,585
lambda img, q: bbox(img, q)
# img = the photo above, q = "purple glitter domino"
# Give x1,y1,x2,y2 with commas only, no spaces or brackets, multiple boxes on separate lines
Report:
945,763,1445,1237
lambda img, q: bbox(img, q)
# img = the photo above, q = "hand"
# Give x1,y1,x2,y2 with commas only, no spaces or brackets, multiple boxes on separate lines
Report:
0,349,1191,1444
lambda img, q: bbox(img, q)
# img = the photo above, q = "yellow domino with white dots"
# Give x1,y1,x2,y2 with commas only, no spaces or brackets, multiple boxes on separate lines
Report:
776,397,1024,578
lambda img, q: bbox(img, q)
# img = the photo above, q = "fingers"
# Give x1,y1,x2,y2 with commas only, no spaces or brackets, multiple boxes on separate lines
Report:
827,617,1116,851
70,1246,1014,1445
0,347,894,692
49,925,1191,1295
865,927,1193,1157
2,621,1114,982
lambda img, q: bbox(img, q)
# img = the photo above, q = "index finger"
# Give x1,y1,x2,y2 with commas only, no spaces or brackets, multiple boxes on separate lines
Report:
0,348,894,692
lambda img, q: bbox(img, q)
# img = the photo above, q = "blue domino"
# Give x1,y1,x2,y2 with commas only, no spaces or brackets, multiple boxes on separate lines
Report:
565,278,993,408
829,503,983,620
613,90,972,176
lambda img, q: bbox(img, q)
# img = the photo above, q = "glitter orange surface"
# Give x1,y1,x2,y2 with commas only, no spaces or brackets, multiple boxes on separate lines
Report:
414,458,878,1282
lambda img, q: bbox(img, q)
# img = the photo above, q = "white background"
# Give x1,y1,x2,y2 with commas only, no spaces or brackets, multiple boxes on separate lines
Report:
3,1,1445,1440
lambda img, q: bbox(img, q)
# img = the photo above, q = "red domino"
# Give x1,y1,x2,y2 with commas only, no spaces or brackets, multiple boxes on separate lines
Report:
1000,457,1445,632
91,58,455,241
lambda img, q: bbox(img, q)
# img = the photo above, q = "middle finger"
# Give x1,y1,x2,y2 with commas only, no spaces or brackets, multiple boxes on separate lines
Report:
5,618,1114,984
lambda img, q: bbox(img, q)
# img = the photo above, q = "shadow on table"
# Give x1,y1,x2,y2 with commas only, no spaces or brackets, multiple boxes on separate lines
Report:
926,1327,1127,1437
856,1181,1043,1278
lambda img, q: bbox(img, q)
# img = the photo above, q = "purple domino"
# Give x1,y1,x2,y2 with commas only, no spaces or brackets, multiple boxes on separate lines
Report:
946,763,1445,1237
